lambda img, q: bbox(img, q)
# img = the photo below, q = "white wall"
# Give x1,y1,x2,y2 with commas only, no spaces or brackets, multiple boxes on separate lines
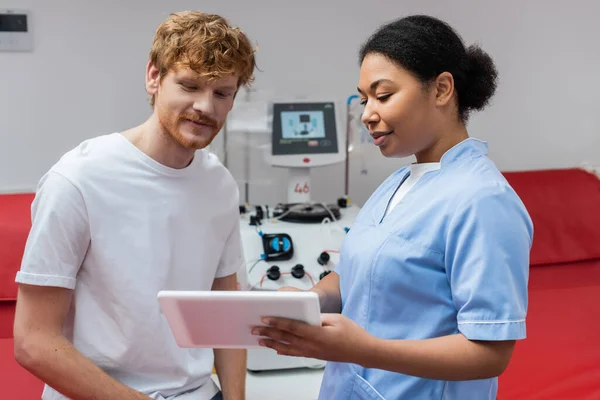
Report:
1,0,599,205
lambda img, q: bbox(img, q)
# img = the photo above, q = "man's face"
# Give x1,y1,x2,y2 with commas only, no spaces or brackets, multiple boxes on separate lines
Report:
146,64,238,150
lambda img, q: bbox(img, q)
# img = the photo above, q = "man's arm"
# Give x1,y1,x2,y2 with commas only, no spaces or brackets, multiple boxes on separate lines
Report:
212,273,246,400
14,284,151,400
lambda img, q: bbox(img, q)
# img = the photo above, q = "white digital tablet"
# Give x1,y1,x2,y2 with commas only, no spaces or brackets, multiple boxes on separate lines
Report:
157,290,321,349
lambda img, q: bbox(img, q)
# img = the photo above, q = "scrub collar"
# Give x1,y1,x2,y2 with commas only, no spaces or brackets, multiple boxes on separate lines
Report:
439,138,488,167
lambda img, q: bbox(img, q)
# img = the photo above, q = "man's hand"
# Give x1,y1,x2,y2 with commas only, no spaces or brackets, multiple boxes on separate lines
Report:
251,314,376,364
14,284,151,400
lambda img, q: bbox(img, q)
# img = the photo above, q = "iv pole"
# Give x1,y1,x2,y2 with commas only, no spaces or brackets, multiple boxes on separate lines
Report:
345,95,360,198
222,90,254,205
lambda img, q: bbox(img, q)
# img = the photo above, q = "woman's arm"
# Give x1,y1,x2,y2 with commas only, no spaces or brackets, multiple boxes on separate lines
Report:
253,315,514,381
280,271,341,313
362,333,515,380
309,271,341,313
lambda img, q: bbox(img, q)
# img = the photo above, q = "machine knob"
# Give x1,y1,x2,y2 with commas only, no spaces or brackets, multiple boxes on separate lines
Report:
337,197,348,208
267,266,280,280
255,206,264,220
317,252,330,266
291,264,305,279
319,270,332,280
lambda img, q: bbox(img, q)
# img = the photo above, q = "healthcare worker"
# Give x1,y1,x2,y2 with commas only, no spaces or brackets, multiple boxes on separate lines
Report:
253,15,533,400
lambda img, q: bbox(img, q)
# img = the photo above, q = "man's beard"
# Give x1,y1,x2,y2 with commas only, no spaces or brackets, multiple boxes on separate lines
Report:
157,107,219,150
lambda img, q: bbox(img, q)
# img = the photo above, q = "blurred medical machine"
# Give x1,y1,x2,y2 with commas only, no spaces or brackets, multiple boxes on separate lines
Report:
233,98,362,372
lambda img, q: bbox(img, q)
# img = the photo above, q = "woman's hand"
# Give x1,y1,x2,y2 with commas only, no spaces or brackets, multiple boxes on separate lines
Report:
277,271,342,313
251,314,377,364
277,286,302,292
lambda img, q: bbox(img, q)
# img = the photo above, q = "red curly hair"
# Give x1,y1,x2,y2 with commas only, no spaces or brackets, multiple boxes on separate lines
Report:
149,11,256,106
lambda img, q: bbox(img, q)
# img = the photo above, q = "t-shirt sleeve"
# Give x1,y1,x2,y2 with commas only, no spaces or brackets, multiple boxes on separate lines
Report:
445,183,533,341
215,215,246,279
15,171,90,289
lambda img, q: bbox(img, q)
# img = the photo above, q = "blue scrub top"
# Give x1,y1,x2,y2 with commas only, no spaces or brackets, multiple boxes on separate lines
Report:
319,139,533,400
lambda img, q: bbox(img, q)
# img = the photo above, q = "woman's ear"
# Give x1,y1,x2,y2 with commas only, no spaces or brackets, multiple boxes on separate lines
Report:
434,72,455,107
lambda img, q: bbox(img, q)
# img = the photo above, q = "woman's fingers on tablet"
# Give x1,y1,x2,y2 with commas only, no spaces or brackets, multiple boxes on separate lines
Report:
253,325,297,344
277,286,303,292
260,317,312,337
258,339,306,357
251,317,321,358
252,325,314,357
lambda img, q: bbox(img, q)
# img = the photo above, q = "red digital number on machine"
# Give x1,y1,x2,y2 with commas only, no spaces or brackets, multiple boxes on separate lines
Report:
294,183,310,194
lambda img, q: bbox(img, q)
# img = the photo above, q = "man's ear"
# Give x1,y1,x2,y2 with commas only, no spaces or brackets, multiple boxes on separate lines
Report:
434,72,455,107
145,61,161,96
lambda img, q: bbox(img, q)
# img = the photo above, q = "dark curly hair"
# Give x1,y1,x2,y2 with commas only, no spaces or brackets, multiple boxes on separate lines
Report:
359,15,498,122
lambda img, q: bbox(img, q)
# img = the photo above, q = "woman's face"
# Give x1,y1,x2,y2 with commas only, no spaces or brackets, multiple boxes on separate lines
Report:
357,53,439,158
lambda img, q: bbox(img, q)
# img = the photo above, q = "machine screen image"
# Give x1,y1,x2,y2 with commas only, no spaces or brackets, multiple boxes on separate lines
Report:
280,111,326,139
271,102,339,156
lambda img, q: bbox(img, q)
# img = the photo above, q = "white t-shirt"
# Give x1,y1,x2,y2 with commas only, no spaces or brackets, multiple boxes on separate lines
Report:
384,162,441,217
16,133,245,400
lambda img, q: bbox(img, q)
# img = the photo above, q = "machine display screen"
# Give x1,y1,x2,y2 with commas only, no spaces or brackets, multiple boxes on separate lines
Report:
0,14,28,32
272,102,338,155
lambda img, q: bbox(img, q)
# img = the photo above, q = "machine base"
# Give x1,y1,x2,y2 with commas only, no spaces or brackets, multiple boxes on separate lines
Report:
247,347,326,372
